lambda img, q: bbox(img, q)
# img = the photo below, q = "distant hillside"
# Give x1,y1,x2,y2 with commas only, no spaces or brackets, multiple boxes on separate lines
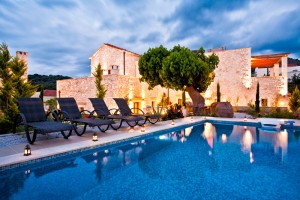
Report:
289,58,300,66
28,74,72,90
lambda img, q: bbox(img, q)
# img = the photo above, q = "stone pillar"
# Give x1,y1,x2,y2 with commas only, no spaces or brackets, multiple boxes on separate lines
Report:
274,63,279,76
281,56,288,95
16,51,28,81
270,67,274,77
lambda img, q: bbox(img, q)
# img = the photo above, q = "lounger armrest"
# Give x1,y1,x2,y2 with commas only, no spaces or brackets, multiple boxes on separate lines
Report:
130,108,145,115
49,111,60,121
109,108,120,115
59,110,71,120
19,113,28,125
80,110,93,118
92,110,107,117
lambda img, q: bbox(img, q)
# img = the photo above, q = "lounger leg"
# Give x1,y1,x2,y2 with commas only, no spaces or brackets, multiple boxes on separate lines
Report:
126,120,138,127
73,122,87,136
97,124,110,132
110,120,123,130
25,127,37,144
137,118,147,126
148,118,159,124
61,129,72,139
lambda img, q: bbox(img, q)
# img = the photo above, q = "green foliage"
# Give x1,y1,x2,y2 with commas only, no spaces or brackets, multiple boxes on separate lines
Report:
28,74,71,90
138,45,170,89
45,98,57,112
10,57,37,98
246,100,258,117
261,110,295,119
288,73,300,93
161,46,219,92
255,82,260,113
289,86,300,112
92,64,107,98
138,45,219,93
0,42,37,133
217,82,221,102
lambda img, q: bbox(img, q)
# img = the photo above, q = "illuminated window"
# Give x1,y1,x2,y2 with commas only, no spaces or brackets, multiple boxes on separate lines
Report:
261,99,268,107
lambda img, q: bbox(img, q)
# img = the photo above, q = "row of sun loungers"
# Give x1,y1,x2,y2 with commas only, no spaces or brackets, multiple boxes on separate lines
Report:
18,97,162,144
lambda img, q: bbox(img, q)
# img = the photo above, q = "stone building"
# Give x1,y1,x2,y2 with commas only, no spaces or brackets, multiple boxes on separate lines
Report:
205,48,289,109
16,51,29,80
57,43,183,112
57,44,290,112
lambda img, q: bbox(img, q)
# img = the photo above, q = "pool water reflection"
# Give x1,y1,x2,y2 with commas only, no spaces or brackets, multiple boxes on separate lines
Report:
1,123,300,200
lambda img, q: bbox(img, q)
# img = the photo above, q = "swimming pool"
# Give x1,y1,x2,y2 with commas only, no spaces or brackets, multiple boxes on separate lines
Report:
1,122,300,200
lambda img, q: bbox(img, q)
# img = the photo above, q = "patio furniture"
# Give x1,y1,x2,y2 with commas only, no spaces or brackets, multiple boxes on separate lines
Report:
57,98,114,136
89,98,144,130
18,98,73,144
113,98,162,125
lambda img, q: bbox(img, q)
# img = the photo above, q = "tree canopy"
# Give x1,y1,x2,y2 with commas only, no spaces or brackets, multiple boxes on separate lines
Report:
139,45,218,93
138,45,219,113
138,45,169,89
28,74,71,90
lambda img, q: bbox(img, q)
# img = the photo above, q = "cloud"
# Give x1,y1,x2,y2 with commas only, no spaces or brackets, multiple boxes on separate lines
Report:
0,0,300,78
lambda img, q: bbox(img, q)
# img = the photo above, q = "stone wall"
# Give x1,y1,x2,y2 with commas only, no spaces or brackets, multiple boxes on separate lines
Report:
205,48,288,107
57,75,182,112
57,77,96,111
90,44,139,77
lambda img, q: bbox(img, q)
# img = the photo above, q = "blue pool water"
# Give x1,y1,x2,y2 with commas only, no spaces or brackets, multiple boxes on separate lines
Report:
1,122,300,200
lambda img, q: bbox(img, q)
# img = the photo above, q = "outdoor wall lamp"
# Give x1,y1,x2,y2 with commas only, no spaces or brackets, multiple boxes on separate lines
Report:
24,144,31,156
92,133,98,141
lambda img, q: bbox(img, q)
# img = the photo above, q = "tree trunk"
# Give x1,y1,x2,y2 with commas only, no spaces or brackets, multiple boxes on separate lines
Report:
186,85,205,115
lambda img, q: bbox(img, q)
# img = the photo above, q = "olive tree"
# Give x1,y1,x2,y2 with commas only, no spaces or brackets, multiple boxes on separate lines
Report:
139,45,219,114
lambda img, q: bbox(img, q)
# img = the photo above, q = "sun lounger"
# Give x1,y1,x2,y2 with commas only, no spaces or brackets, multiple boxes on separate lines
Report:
113,98,161,125
89,98,144,130
18,98,73,144
57,98,114,136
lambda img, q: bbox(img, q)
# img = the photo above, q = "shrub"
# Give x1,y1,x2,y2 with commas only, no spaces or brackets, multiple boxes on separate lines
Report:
289,86,300,112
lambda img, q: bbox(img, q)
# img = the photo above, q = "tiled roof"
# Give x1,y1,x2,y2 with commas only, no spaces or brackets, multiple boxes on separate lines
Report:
44,90,56,97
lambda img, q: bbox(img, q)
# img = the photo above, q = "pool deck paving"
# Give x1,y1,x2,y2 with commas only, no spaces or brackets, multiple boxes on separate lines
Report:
1,116,299,169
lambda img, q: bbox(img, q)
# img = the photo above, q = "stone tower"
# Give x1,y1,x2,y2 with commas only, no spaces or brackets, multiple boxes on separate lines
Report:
16,51,28,81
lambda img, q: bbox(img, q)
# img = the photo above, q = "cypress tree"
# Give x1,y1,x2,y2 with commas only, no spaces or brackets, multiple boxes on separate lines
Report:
255,82,260,113
93,64,107,98
217,82,221,102
0,43,37,133
10,57,37,98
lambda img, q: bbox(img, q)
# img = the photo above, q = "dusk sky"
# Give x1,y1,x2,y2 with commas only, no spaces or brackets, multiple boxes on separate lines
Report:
1,0,300,78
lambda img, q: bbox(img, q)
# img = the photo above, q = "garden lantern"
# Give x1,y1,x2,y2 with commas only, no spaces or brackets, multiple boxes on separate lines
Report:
24,144,31,156
93,133,98,141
